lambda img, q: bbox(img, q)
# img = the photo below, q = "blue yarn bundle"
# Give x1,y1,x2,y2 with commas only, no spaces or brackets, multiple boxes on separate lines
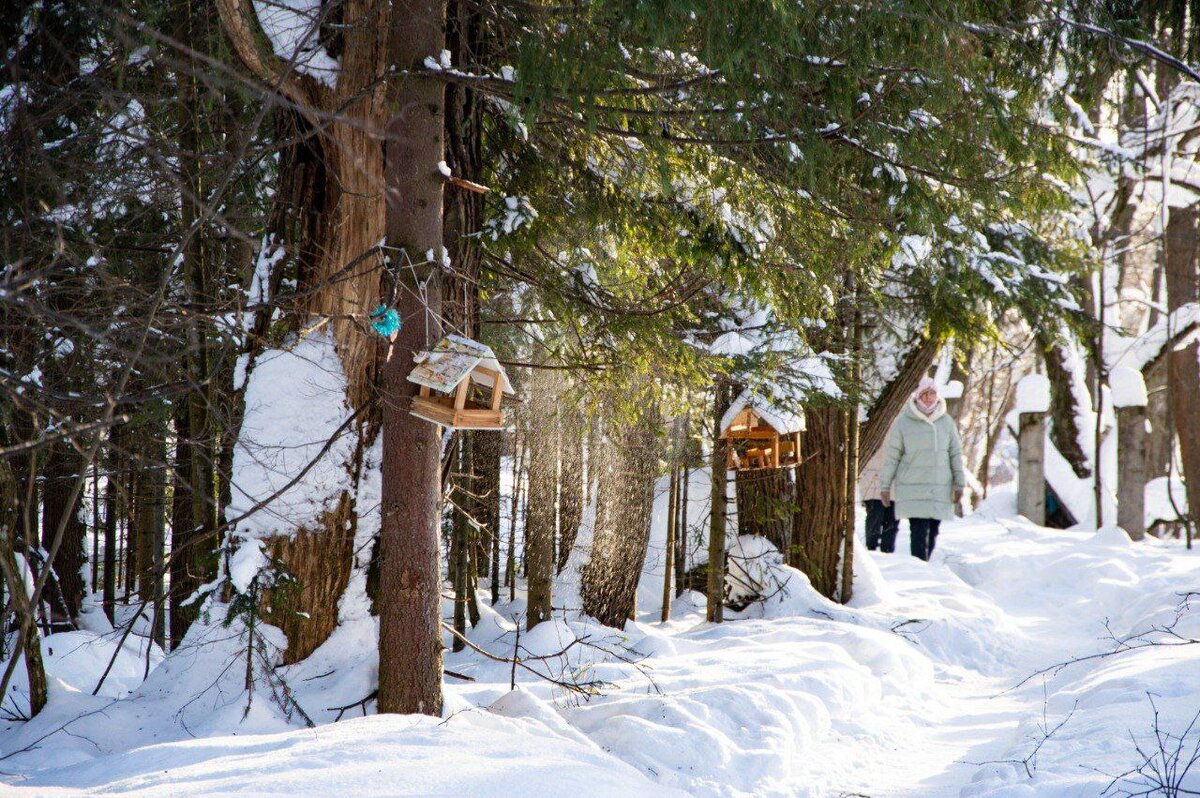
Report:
369,304,401,338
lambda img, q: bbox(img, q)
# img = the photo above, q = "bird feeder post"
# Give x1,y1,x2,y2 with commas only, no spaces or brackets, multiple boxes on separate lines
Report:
1015,374,1050,526
1017,411,1046,526
1110,366,1149,541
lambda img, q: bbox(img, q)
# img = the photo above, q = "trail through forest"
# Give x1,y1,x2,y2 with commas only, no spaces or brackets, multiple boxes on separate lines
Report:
7,489,1200,797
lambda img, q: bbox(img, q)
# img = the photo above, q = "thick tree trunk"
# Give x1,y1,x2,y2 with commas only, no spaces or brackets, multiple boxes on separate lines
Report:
1039,334,1091,479
1018,412,1047,525
582,405,659,628
377,0,447,717
1165,205,1200,529
792,406,847,599
217,0,391,664
524,370,556,630
557,405,584,573
1144,358,1173,478
734,468,793,554
41,441,87,624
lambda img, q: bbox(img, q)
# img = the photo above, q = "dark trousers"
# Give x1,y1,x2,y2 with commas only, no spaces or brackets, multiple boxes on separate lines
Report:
909,517,941,561
865,500,899,553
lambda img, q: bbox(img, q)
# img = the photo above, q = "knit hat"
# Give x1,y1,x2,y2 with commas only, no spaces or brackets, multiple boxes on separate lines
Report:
916,376,939,398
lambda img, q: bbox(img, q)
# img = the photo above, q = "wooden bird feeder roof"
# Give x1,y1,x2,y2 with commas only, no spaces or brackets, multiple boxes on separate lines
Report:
720,389,806,439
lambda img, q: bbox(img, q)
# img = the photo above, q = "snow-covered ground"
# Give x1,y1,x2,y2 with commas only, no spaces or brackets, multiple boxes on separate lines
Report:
4,488,1200,796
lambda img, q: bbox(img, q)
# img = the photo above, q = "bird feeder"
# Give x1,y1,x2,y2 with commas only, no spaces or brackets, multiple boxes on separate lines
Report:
719,389,805,470
407,334,513,430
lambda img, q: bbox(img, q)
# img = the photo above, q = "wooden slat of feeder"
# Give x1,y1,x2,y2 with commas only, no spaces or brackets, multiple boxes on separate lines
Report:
453,375,470,410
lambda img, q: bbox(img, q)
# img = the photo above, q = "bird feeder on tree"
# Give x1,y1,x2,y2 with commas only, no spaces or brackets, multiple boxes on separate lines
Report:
719,388,805,470
407,334,513,430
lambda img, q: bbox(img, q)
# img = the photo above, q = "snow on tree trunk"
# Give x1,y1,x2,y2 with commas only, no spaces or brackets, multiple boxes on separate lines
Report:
215,0,391,663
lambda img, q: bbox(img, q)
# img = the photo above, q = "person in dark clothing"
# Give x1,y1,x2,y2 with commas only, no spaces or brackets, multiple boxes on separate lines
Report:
865,498,900,553
859,422,900,552
908,517,940,560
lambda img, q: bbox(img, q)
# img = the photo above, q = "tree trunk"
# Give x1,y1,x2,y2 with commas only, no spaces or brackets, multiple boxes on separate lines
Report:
41,441,87,625
734,468,793,554
1018,412,1047,526
0,460,47,717
706,381,731,622
451,437,470,651
216,0,391,664
524,366,557,629
377,0,447,717
582,404,659,628
557,405,584,573
793,406,847,599
662,465,678,622
102,458,117,624
675,460,689,597
173,0,221,650
1039,334,1091,480
1165,204,1200,529
841,307,862,605
474,430,500,584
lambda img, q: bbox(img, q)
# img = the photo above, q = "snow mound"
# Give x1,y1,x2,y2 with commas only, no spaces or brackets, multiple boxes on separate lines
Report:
1014,373,1050,413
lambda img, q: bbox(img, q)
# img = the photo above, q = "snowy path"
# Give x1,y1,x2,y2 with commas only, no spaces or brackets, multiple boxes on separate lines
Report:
6,501,1200,796
803,509,1200,796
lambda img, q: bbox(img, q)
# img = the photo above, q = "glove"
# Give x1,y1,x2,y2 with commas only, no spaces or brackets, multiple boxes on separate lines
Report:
880,489,891,507
953,487,964,503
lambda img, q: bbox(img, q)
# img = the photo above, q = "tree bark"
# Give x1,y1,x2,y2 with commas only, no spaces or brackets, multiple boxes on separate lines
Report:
557,404,584,573
1018,412,1047,526
662,464,678,622
582,403,659,628
216,0,391,663
706,381,731,622
1165,204,1200,529
41,441,87,624
377,0,447,717
1039,334,1091,480
734,468,793,554
102,457,117,624
792,406,847,599
524,370,556,630
0,460,47,717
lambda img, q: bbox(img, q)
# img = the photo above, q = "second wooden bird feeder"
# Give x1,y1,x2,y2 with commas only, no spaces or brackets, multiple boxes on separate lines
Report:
719,388,805,470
